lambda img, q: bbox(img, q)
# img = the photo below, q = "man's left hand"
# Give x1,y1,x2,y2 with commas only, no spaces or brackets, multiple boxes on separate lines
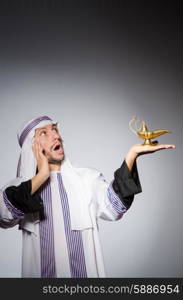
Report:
131,142,176,157
125,142,176,171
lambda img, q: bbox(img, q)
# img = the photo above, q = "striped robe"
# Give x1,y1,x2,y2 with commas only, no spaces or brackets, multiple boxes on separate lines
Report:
0,165,133,278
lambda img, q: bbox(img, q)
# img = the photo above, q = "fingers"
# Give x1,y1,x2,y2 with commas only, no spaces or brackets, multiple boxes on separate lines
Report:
148,144,176,151
32,129,44,158
157,144,175,149
32,138,39,160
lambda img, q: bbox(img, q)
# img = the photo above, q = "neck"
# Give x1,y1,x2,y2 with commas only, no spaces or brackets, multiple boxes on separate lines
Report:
49,164,61,171
48,160,62,172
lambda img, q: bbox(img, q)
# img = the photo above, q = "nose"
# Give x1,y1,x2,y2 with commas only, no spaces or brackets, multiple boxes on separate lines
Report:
51,130,60,140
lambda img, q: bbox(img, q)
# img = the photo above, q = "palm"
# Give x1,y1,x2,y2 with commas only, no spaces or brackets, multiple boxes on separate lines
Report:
131,143,175,156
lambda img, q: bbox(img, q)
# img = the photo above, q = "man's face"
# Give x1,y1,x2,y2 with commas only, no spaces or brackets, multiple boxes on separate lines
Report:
35,123,64,164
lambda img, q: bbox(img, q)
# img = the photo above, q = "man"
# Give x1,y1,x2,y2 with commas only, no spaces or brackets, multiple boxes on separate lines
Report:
0,115,175,277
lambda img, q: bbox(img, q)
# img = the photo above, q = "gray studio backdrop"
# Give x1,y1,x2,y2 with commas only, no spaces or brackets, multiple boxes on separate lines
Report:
0,65,182,278
0,4,182,277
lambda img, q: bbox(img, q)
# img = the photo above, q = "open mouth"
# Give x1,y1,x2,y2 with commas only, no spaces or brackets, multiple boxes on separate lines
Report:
54,144,61,150
52,143,62,152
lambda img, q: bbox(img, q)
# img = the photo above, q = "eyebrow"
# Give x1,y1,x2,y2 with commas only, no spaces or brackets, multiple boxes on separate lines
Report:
35,124,58,132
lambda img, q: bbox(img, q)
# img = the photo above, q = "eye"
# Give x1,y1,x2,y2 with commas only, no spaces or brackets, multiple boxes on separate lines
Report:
40,131,46,136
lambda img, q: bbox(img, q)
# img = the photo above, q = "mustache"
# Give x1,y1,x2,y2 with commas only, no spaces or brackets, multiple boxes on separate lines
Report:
51,137,63,151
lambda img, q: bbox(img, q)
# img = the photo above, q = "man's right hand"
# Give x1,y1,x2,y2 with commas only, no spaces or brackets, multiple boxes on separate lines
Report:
31,131,50,194
32,130,50,178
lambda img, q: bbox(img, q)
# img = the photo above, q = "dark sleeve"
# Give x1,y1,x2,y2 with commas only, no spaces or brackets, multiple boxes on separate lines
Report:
5,180,44,216
112,160,142,209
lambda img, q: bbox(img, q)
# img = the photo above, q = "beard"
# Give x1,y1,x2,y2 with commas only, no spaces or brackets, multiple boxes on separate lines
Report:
48,153,65,166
